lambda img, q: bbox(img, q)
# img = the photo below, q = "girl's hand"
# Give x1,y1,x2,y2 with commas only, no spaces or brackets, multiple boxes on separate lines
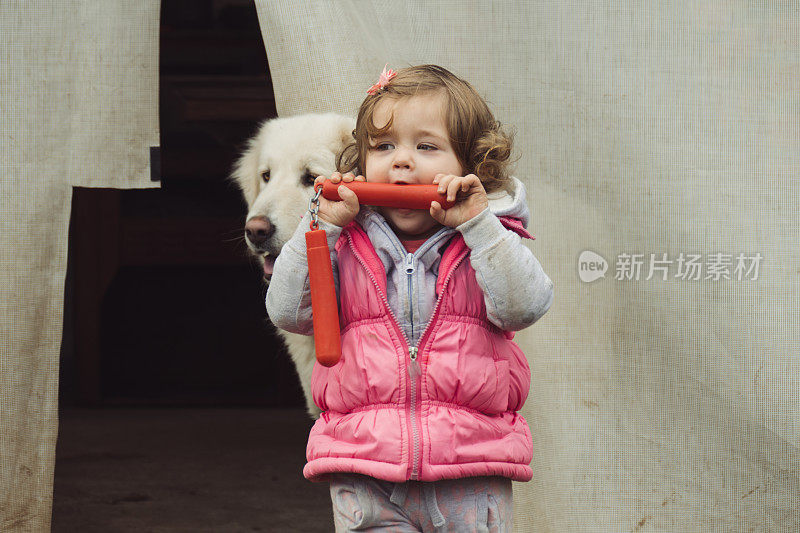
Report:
429,173,489,228
313,172,364,227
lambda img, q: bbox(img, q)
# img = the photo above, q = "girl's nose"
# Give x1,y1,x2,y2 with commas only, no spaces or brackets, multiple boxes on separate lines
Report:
391,146,413,170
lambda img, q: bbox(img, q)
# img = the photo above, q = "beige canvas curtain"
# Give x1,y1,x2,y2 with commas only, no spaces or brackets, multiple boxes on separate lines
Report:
1,2,159,530
255,1,799,531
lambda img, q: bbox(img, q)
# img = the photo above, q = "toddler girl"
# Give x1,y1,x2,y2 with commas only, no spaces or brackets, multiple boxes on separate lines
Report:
267,65,554,532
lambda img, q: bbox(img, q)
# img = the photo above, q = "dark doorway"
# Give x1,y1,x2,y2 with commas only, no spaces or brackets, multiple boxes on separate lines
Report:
54,5,335,532
59,0,304,409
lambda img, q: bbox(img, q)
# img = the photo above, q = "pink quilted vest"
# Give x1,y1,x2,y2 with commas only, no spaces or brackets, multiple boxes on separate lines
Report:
304,218,533,483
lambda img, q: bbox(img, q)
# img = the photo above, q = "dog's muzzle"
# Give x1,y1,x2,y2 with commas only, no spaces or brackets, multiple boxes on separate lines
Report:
244,216,280,279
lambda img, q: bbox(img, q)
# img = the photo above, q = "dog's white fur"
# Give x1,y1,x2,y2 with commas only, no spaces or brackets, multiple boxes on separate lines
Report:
232,113,355,419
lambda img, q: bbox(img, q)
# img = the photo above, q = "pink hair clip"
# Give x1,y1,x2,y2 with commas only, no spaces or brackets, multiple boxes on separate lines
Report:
367,64,396,95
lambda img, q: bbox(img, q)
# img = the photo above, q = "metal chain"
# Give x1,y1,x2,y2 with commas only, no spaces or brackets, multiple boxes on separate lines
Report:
308,186,323,230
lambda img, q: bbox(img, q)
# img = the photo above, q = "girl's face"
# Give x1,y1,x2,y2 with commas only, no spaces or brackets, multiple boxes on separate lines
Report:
365,91,464,241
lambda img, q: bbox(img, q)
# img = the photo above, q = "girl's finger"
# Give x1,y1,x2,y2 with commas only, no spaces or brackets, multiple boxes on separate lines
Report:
429,201,445,223
338,184,359,208
446,177,462,201
437,174,453,194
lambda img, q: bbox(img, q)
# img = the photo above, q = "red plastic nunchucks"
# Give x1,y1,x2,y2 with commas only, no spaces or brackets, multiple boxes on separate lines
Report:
305,186,341,367
306,181,454,367
320,180,456,210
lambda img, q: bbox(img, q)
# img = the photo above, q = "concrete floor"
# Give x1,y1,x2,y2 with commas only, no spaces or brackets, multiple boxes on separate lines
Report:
52,408,334,532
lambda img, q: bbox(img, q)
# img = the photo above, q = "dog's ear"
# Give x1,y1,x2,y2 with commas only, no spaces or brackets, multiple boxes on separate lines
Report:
231,122,266,206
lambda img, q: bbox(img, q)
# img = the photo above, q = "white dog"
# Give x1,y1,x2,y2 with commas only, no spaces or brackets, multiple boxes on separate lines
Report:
232,113,355,419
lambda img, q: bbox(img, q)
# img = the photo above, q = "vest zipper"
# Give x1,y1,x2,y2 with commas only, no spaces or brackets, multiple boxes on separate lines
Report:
405,252,467,479
405,252,415,347
346,237,420,478
405,253,422,479
346,232,467,481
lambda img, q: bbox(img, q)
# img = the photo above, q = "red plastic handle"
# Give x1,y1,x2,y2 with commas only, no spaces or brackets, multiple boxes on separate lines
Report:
305,229,341,367
319,180,455,210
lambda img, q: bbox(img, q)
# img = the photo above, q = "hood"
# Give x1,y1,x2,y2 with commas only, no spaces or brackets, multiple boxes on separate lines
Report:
487,176,530,228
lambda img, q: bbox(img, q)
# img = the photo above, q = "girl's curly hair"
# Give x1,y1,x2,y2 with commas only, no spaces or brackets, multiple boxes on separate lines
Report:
338,65,514,193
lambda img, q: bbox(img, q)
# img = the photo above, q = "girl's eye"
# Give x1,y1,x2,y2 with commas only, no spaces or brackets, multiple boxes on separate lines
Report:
375,142,394,151
418,144,437,151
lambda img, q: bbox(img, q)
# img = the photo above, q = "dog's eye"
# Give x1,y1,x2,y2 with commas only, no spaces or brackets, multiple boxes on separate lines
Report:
261,170,270,183
302,173,316,187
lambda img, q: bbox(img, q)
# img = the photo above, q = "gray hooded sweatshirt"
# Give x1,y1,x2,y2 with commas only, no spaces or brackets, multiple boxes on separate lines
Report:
266,177,553,346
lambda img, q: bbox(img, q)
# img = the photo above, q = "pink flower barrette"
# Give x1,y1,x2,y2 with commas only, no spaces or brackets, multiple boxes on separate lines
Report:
367,64,397,95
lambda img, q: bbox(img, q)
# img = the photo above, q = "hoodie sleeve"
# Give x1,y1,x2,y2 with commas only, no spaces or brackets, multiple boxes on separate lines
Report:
456,207,554,331
265,212,342,335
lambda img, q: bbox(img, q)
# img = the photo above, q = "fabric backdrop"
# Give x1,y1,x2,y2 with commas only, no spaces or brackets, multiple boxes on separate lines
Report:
1,2,159,529
255,2,799,531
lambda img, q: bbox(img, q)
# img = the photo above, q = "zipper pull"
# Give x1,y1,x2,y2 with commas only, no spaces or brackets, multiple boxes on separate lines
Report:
408,347,421,379
405,253,415,274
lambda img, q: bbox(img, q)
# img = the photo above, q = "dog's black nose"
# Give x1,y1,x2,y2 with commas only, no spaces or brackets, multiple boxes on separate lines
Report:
245,216,275,247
